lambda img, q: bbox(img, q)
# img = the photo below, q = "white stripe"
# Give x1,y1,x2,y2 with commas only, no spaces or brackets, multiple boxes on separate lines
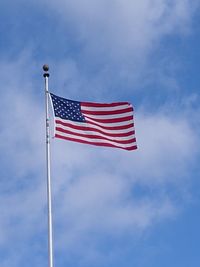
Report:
81,104,131,112
55,116,134,127
82,111,133,120
56,126,135,141
55,118,134,134
49,93,56,137
56,132,136,148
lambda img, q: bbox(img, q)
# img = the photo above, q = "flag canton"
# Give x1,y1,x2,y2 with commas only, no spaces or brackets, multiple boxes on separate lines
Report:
50,93,86,122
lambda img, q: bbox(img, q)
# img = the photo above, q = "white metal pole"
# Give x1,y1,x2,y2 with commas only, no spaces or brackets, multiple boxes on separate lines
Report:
43,64,54,267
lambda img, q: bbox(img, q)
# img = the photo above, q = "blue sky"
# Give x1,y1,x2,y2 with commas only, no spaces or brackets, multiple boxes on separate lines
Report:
0,1,200,267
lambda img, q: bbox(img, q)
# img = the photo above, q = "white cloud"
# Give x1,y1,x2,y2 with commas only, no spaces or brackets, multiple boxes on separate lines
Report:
0,56,48,267
132,111,198,182
46,0,198,62
36,0,199,97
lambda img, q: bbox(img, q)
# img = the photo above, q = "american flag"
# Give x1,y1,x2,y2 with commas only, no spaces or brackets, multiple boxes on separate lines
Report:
50,93,137,151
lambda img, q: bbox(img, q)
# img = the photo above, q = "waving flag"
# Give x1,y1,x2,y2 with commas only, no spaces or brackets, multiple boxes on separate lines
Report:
50,93,137,151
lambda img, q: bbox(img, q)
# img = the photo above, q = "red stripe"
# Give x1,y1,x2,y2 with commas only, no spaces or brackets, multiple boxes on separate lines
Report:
56,127,136,144
81,107,133,116
81,102,130,108
55,124,135,137
55,119,134,131
85,115,133,124
55,134,137,151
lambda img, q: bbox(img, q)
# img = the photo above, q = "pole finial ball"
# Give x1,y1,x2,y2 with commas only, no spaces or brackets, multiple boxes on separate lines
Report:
43,64,49,72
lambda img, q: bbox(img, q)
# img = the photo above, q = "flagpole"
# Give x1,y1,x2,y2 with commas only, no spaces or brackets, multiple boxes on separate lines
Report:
43,64,54,267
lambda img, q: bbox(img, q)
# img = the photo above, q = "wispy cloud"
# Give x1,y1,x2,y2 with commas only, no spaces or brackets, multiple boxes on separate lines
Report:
46,0,198,60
